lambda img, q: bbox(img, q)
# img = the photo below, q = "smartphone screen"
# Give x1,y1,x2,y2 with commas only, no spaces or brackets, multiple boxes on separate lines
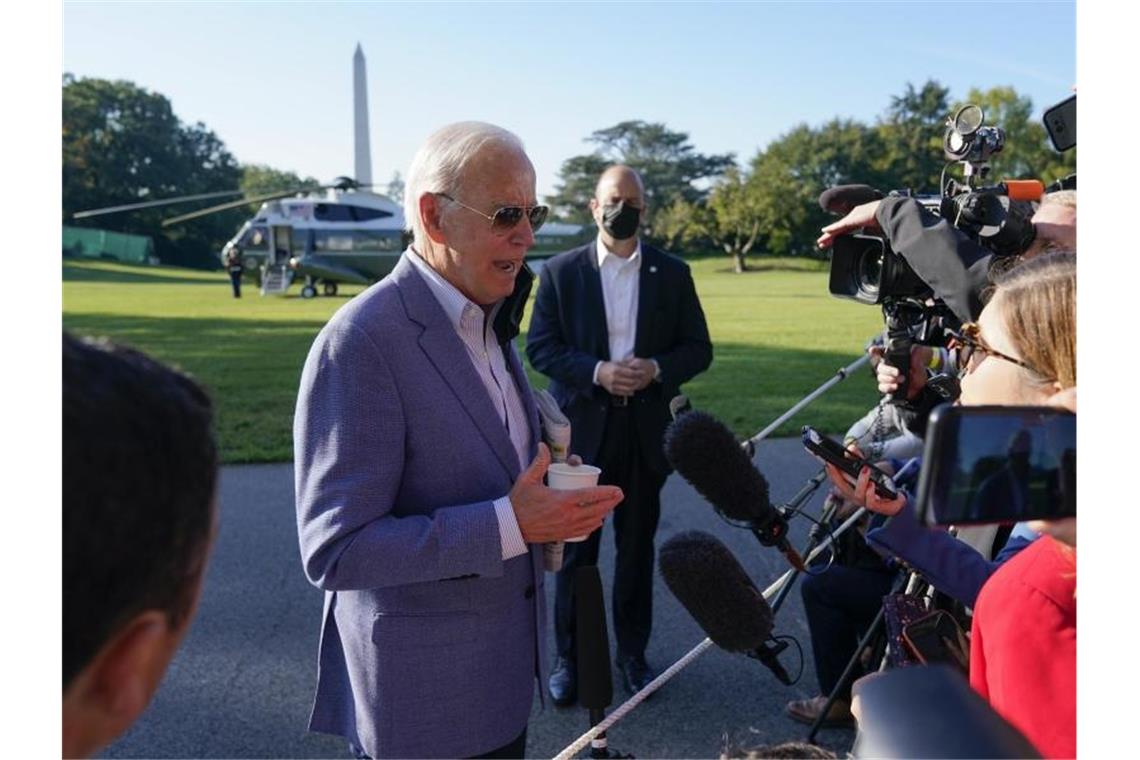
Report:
917,405,1075,526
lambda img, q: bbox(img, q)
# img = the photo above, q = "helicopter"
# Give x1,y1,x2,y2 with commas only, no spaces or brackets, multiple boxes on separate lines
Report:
72,44,583,298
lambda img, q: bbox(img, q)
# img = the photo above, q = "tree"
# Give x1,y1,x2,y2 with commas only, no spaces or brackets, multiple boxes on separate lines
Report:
748,119,890,257
876,80,952,194
385,171,405,205
64,74,247,268
547,121,734,239
240,164,320,196
692,168,764,273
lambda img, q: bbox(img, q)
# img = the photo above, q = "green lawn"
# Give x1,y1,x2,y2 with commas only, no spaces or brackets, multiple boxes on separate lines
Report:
63,257,885,463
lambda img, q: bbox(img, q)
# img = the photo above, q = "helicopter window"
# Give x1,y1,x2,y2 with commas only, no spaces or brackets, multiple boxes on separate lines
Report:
239,226,269,250
313,230,401,252
351,231,402,251
313,204,394,222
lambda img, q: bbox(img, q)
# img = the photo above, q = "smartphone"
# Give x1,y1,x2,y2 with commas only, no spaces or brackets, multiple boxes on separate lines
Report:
915,405,1075,526
1043,94,1076,152
801,426,897,499
901,610,969,673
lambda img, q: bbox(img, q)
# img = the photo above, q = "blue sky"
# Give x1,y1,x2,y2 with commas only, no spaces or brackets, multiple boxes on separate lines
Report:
63,1,1075,200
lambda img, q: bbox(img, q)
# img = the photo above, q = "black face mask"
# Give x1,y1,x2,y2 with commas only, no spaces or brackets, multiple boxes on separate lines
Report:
601,201,641,240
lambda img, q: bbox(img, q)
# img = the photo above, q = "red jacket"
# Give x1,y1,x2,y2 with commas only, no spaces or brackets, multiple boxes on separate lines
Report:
970,536,1076,759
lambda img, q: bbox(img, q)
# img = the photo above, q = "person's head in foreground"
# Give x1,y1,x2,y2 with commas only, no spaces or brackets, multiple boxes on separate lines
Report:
62,333,219,758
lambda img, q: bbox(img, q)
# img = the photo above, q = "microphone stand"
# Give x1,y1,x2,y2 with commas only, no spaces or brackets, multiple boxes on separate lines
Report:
743,353,871,453
768,469,834,615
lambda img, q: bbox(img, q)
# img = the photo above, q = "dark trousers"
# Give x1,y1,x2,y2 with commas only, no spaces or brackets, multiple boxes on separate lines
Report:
800,564,897,701
228,268,242,298
555,405,666,661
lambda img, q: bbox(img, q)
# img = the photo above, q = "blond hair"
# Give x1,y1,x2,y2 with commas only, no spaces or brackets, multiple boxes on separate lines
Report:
1041,189,1077,211
989,252,1076,389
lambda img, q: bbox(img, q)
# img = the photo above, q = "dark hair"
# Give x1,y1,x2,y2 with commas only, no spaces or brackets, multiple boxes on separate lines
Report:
63,333,218,687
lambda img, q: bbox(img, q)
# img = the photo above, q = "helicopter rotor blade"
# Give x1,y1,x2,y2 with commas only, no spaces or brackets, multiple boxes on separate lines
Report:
72,189,247,220
161,188,312,227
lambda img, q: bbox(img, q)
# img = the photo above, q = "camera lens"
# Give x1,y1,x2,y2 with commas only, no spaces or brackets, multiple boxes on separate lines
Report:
857,248,883,296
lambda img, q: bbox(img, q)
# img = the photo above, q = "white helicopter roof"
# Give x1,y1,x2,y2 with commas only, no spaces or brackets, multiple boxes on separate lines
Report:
254,189,406,231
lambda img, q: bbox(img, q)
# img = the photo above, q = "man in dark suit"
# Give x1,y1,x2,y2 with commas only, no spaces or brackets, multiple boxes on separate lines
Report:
527,165,712,703
294,123,623,759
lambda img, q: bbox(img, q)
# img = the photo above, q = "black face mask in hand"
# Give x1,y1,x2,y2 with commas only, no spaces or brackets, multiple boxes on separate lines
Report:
492,261,534,345
601,200,641,240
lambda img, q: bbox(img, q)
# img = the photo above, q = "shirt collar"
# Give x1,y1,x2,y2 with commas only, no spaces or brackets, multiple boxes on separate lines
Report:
406,247,500,333
596,234,642,270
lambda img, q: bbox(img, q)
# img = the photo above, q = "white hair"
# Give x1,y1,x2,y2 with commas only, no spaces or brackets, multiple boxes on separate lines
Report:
403,121,527,246
1041,188,1076,211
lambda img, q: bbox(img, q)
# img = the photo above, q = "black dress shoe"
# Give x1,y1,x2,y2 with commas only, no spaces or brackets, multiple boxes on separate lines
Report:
616,654,657,697
549,656,576,706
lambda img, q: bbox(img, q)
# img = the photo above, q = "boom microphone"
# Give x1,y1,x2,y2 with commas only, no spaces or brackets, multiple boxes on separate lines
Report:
575,565,616,758
659,531,792,685
663,411,805,571
576,565,613,712
819,184,885,216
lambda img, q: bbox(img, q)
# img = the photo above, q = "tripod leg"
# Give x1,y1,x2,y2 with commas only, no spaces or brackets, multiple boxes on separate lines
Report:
806,604,886,743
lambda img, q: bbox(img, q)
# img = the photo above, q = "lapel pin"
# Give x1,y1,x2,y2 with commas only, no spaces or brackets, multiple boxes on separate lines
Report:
649,265,657,273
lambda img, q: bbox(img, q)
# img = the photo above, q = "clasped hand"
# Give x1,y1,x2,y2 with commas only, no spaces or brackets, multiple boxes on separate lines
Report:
597,358,656,397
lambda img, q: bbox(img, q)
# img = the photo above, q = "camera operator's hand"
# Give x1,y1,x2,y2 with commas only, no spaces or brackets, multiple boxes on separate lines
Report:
871,345,928,400
817,200,883,249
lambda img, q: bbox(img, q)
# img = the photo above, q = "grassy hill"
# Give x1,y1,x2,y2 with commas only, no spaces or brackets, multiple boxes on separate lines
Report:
63,257,885,463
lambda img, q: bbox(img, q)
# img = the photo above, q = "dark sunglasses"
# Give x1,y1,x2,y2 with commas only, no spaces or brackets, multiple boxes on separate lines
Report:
437,193,549,234
949,322,1045,379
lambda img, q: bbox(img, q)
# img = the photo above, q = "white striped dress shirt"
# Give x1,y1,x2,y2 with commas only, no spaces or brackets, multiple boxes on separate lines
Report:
407,250,530,559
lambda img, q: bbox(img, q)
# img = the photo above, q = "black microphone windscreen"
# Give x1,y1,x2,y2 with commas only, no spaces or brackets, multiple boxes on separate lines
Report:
575,565,613,709
819,184,885,215
663,410,770,524
659,531,774,653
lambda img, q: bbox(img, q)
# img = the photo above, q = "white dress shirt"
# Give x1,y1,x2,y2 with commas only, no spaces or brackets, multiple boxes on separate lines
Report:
407,249,530,560
591,236,659,385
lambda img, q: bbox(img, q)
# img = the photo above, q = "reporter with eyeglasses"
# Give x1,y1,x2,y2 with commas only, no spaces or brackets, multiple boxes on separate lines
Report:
294,122,624,759
834,254,1076,758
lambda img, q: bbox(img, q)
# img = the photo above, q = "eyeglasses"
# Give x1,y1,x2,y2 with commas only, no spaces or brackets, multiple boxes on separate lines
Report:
436,193,549,234
949,322,1045,379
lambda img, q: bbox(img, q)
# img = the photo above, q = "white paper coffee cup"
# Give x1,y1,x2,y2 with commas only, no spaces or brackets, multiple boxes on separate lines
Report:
546,463,601,542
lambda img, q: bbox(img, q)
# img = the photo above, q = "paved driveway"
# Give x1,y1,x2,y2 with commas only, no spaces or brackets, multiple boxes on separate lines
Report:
104,437,857,759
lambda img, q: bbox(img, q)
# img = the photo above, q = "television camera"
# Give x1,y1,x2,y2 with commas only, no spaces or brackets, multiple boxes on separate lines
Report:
828,103,1039,310
822,97,1077,403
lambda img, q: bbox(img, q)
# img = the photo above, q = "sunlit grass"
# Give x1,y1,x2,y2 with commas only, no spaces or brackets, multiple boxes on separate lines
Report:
64,257,885,463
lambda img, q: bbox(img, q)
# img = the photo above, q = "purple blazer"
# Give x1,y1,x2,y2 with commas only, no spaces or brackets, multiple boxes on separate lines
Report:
294,253,545,758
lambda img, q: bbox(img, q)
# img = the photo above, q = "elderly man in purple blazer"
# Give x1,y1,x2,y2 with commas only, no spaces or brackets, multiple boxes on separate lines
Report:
294,122,624,759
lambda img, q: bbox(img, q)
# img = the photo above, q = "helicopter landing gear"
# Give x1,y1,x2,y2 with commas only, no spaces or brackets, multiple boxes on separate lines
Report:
323,281,339,297
300,275,319,299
